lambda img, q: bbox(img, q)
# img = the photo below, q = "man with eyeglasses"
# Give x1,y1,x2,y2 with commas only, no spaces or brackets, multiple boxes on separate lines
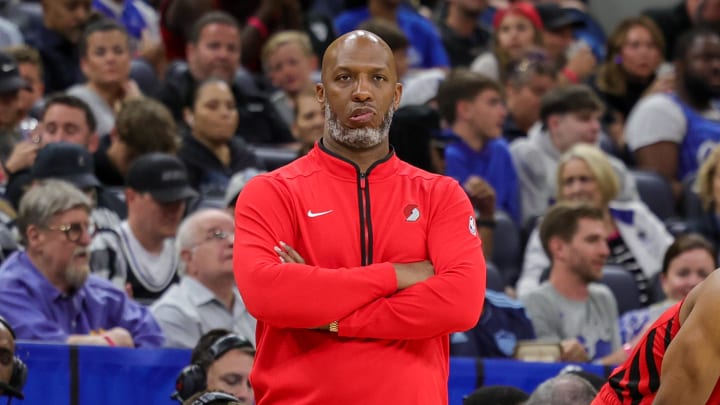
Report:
90,153,197,304
151,209,256,348
0,179,163,347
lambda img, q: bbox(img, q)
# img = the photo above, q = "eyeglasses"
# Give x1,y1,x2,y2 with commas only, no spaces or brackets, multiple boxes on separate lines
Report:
192,228,234,248
44,222,95,243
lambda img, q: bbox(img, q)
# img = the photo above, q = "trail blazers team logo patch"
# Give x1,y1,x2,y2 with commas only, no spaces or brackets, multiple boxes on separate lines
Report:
404,204,420,222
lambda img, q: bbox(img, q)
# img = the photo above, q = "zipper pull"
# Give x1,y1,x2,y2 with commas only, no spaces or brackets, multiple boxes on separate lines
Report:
359,173,366,189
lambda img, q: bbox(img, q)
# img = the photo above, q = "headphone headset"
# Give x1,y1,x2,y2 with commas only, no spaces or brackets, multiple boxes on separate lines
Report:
187,391,240,405
0,317,27,400
172,334,254,403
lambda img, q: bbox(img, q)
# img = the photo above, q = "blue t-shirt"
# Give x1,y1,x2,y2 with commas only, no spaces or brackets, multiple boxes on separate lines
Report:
672,94,720,180
334,6,449,69
444,133,521,223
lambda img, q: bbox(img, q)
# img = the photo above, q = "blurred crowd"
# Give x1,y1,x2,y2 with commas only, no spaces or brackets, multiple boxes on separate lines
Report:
0,0,718,403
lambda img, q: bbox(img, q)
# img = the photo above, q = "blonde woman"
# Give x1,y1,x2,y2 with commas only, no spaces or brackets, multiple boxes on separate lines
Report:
517,144,673,301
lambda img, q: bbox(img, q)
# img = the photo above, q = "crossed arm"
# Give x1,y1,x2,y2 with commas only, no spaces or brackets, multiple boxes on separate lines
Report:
234,177,486,340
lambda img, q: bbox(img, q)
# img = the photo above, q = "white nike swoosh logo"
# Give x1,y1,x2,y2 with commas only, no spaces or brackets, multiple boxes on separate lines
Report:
307,209,333,218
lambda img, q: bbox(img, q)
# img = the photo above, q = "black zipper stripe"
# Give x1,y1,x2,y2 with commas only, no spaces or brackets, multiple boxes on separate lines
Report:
364,178,373,263
358,172,367,266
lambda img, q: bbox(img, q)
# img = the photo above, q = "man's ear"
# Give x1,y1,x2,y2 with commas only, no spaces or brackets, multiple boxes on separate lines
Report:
393,82,403,110
124,188,136,204
26,224,42,247
457,99,471,121
87,132,99,153
549,237,565,259
315,83,325,104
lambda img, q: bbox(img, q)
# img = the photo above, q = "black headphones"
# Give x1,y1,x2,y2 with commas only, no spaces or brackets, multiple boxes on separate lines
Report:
187,391,240,405
172,334,254,403
0,317,27,400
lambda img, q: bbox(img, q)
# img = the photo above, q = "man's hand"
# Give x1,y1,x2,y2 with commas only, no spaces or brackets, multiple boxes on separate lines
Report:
274,241,305,264
4,140,40,174
104,327,134,348
393,261,435,289
565,44,596,81
464,176,495,219
560,338,590,363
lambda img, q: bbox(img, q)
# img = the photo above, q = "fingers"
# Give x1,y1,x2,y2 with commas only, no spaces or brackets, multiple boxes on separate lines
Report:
274,241,305,264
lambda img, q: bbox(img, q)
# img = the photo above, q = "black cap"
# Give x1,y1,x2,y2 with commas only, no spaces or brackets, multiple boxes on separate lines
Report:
536,4,585,31
0,52,30,94
126,153,198,203
31,142,101,189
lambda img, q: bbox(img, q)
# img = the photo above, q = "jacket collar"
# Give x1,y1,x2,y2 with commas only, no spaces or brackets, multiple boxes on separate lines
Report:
311,138,400,182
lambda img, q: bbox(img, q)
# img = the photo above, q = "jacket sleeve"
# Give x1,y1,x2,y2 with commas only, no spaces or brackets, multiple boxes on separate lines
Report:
337,179,486,339
233,176,398,329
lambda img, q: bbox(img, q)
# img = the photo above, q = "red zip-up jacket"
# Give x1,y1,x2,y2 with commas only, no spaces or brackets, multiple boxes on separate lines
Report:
233,143,486,405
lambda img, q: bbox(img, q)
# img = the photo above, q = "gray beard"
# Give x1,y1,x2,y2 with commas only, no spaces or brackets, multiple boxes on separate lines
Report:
324,102,394,149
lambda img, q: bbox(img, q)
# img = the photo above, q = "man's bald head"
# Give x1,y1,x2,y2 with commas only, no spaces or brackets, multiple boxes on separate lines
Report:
321,30,398,85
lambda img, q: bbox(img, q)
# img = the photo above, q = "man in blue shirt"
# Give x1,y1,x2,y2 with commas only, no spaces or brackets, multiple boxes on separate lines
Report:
334,0,449,70
0,179,163,348
436,69,520,224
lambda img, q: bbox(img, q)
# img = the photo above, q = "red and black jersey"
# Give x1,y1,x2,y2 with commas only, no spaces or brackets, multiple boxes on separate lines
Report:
593,300,720,404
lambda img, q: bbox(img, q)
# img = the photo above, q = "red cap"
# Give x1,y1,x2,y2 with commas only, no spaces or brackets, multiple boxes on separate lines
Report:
493,2,544,31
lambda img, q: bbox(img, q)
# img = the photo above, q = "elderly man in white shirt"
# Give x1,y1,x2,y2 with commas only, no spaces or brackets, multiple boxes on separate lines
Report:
151,208,256,348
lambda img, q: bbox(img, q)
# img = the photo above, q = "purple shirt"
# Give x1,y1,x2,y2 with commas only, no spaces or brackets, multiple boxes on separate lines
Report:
0,252,164,348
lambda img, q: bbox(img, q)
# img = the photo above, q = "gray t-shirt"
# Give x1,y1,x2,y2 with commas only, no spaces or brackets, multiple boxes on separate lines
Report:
521,282,621,360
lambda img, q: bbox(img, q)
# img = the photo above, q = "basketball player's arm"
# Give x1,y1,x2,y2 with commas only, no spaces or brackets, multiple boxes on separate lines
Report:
234,177,433,329
331,180,486,339
654,280,720,404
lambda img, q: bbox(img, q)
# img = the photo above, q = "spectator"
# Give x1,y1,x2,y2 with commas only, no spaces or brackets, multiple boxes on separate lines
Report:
510,84,638,225
68,19,141,137
90,153,197,303
26,0,91,93
471,2,544,81
0,51,29,175
334,0,450,70
0,316,26,400
436,69,519,227
526,373,597,405
644,0,720,60
181,391,242,405
590,16,668,165
619,233,715,346
437,0,491,68
626,26,720,199
4,94,104,212
503,49,558,143
157,11,295,146
5,45,45,133
152,209,256,348
30,142,124,229
291,87,324,156
536,3,595,85
691,146,720,254
521,201,623,365
172,329,254,404
463,385,528,405
261,30,319,127
519,144,672,300
94,97,179,187
357,18,411,81
450,289,535,359
0,179,164,347
178,79,262,197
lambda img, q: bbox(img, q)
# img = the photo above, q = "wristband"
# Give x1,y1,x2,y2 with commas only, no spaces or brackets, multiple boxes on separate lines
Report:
476,219,496,229
247,16,269,39
103,334,116,347
562,67,579,84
